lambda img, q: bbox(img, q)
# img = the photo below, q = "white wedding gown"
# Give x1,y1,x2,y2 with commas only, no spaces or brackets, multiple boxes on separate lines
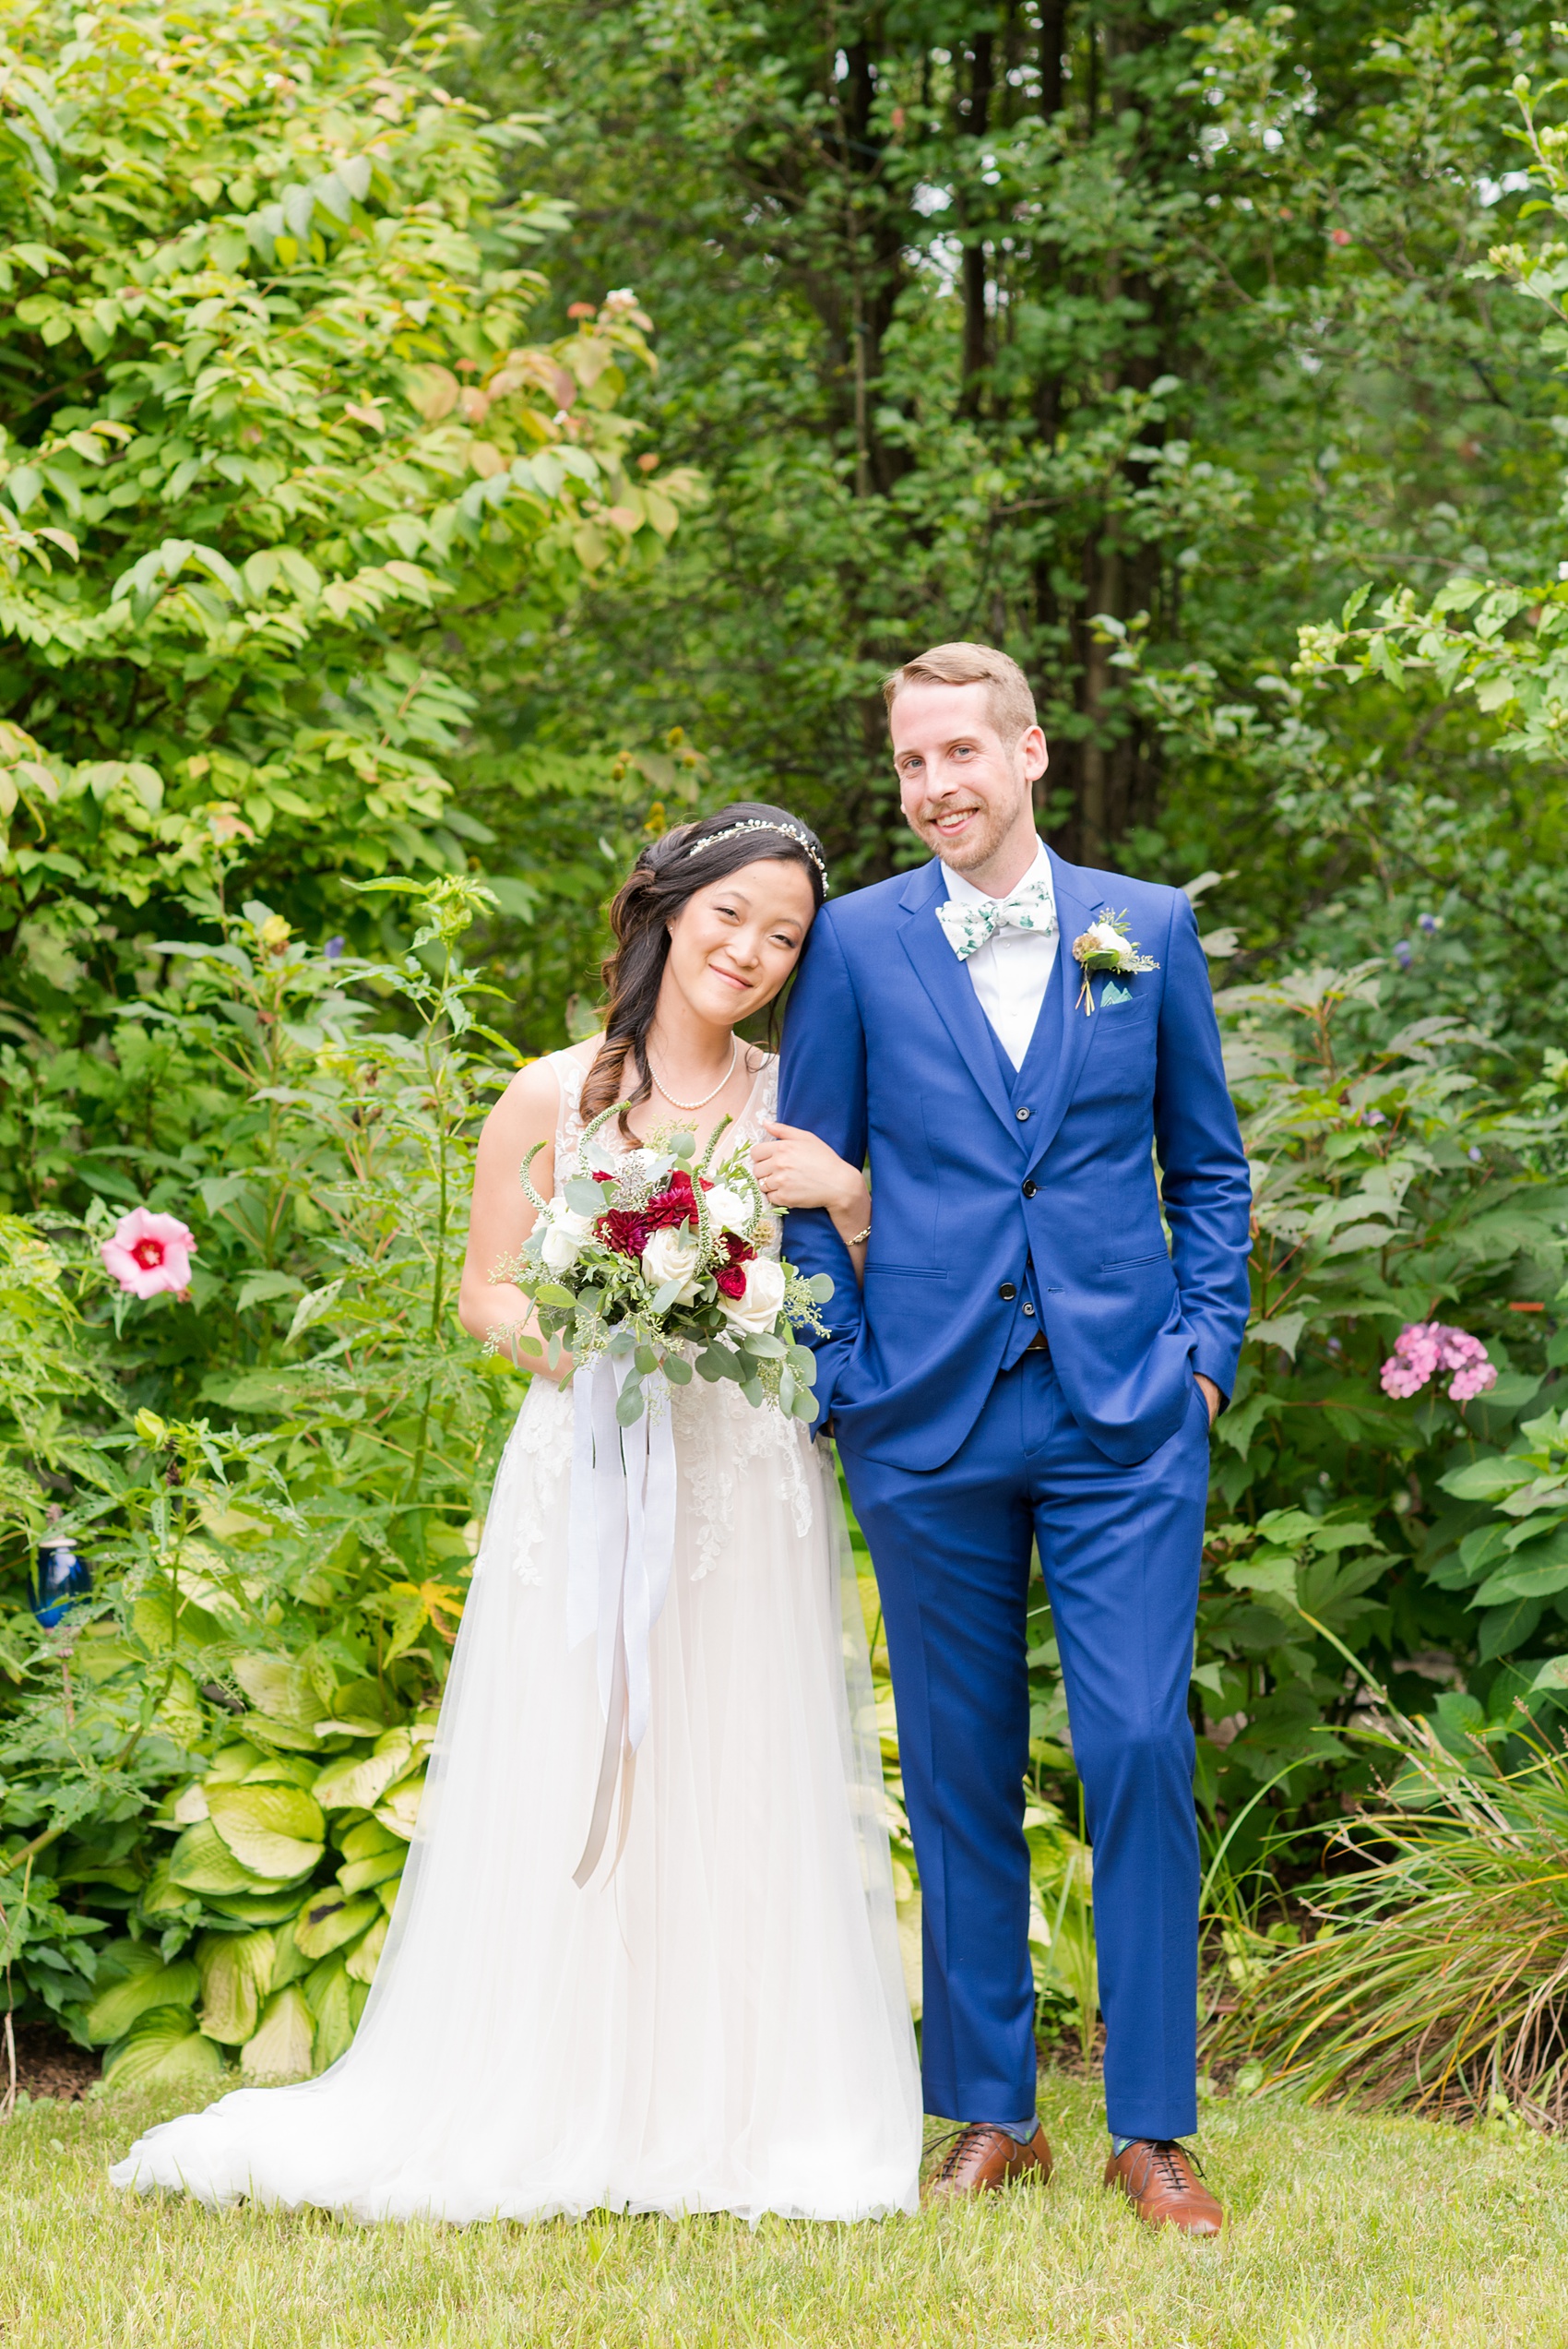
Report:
112,1054,921,2224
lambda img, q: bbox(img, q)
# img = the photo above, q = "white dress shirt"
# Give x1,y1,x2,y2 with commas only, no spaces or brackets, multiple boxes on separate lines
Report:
942,841,1060,1071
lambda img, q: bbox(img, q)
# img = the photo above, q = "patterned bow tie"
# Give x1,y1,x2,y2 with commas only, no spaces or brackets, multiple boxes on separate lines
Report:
935,877,1059,961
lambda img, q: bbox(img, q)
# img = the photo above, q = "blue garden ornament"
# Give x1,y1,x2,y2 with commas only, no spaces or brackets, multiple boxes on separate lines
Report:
32,1535,91,1628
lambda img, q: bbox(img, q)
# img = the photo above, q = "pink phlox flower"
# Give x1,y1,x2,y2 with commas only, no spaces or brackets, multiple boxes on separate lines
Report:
101,1208,197,1300
1379,1319,1495,1403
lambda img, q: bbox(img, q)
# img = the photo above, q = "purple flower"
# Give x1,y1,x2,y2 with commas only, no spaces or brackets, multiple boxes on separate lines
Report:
1467,1146,1483,1163
1394,940,1413,969
324,936,345,960
1418,913,1439,935
1362,1107,1386,1127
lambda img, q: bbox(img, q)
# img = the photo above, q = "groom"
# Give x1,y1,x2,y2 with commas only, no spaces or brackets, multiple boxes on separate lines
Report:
778,642,1252,2233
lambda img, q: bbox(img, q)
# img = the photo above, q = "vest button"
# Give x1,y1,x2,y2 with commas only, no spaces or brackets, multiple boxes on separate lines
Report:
1022,1303,1036,1318
1021,1179,1038,1198
1016,1106,1031,1121
998,1282,1017,1302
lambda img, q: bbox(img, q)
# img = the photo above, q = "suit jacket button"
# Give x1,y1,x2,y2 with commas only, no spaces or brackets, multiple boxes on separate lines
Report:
1016,1106,1031,1121
1021,1179,1038,1198
998,1282,1017,1302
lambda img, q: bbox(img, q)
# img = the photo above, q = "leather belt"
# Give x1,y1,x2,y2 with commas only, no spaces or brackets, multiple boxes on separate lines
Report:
1026,1330,1050,1353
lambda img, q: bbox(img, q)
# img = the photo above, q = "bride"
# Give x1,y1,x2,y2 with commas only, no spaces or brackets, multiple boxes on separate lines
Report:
112,803,922,2224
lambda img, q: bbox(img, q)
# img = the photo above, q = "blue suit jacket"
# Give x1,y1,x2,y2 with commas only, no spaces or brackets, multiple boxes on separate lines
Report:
777,848,1253,1470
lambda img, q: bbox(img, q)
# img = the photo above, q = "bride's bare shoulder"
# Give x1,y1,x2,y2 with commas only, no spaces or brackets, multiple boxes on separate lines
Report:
478,1052,568,1163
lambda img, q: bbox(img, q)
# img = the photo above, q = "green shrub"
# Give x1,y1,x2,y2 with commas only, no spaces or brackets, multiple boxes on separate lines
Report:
0,876,521,2074
1209,1715,1568,2130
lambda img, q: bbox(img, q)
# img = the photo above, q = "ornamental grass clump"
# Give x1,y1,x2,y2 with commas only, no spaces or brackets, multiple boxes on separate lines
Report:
1209,1720,1568,2130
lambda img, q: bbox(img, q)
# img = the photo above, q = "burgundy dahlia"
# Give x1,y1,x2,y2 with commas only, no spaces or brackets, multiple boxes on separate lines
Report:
713,1229,754,1298
642,1170,700,1232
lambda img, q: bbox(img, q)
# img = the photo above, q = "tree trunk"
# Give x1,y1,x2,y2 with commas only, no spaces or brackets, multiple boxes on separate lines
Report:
958,32,993,418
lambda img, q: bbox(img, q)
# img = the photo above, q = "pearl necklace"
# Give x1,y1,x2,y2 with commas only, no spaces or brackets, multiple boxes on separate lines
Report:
647,1037,739,1112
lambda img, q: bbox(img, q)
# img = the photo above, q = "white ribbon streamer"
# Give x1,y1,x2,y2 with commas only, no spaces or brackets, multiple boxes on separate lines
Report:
566,1353,678,1885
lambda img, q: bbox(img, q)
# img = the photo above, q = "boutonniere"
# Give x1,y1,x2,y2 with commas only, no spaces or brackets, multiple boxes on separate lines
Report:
1071,912,1158,1016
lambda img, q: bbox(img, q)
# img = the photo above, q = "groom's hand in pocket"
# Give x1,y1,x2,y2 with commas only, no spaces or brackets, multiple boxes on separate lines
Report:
1195,1374,1221,1428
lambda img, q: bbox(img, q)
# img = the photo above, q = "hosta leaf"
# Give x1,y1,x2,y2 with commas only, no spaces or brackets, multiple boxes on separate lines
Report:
140,1859,198,1916
231,1653,324,1738
345,1912,388,1985
103,2007,227,2093
241,1985,315,2082
338,1843,406,1898
313,1731,412,1813
85,1949,200,2044
207,1782,326,1880
304,1954,354,2071
204,1887,309,1926
373,1773,425,1841
169,1817,267,1895
337,1816,405,1864
197,1927,276,2044
292,1890,379,1961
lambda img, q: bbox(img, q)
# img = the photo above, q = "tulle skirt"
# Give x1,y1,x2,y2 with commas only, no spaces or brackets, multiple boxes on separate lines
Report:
110,1377,921,2224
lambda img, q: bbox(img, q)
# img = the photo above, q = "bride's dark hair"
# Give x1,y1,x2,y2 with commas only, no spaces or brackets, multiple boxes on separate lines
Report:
579,802,828,1136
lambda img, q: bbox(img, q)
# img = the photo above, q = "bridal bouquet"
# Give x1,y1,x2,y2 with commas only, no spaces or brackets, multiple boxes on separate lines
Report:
505,1100,833,1426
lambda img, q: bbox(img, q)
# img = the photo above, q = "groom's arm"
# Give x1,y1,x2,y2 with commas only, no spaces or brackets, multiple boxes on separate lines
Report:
1152,892,1253,1407
778,907,867,1429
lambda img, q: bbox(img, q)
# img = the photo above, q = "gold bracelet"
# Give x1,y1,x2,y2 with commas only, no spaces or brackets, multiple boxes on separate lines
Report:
847,1221,871,1246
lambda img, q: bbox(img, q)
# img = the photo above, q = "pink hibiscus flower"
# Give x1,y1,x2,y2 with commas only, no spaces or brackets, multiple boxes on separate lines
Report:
101,1209,197,1300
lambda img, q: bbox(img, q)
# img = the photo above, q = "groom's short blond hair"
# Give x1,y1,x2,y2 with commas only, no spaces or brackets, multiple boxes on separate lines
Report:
882,642,1037,748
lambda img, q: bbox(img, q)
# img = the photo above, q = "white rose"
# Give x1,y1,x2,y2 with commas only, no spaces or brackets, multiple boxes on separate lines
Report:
705,1183,753,1236
1083,920,1124,958
718,1254,788,1335
540,1198,593,1273
642,1223,702,1302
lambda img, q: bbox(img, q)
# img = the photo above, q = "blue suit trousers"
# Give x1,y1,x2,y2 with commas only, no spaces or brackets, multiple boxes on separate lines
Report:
840,1350,1210,2143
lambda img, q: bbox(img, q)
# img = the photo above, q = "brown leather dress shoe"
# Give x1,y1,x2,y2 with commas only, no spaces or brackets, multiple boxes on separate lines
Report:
924,2122,1053,2201
1104,2139,1223,2235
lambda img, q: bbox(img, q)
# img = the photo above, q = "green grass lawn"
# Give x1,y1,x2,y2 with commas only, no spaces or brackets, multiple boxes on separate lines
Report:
4,2069,1566,2348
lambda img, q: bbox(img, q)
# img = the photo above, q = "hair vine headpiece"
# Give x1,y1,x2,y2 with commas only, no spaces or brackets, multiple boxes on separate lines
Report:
684,817,828,885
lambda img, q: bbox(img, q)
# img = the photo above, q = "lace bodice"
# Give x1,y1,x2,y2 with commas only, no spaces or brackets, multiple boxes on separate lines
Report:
546,1048,779,1169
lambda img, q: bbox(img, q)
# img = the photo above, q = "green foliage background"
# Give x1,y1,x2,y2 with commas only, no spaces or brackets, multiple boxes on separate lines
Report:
4,0,1568,2090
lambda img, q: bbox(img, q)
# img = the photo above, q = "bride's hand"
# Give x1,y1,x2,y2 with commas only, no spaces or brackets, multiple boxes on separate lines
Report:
753,1121,870,1254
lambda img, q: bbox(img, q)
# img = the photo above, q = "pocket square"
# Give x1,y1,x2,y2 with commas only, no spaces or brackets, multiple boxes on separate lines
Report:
1100,980,1134,1006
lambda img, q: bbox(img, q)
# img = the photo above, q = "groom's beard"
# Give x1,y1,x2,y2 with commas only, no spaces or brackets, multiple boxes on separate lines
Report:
909,786,1029,875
